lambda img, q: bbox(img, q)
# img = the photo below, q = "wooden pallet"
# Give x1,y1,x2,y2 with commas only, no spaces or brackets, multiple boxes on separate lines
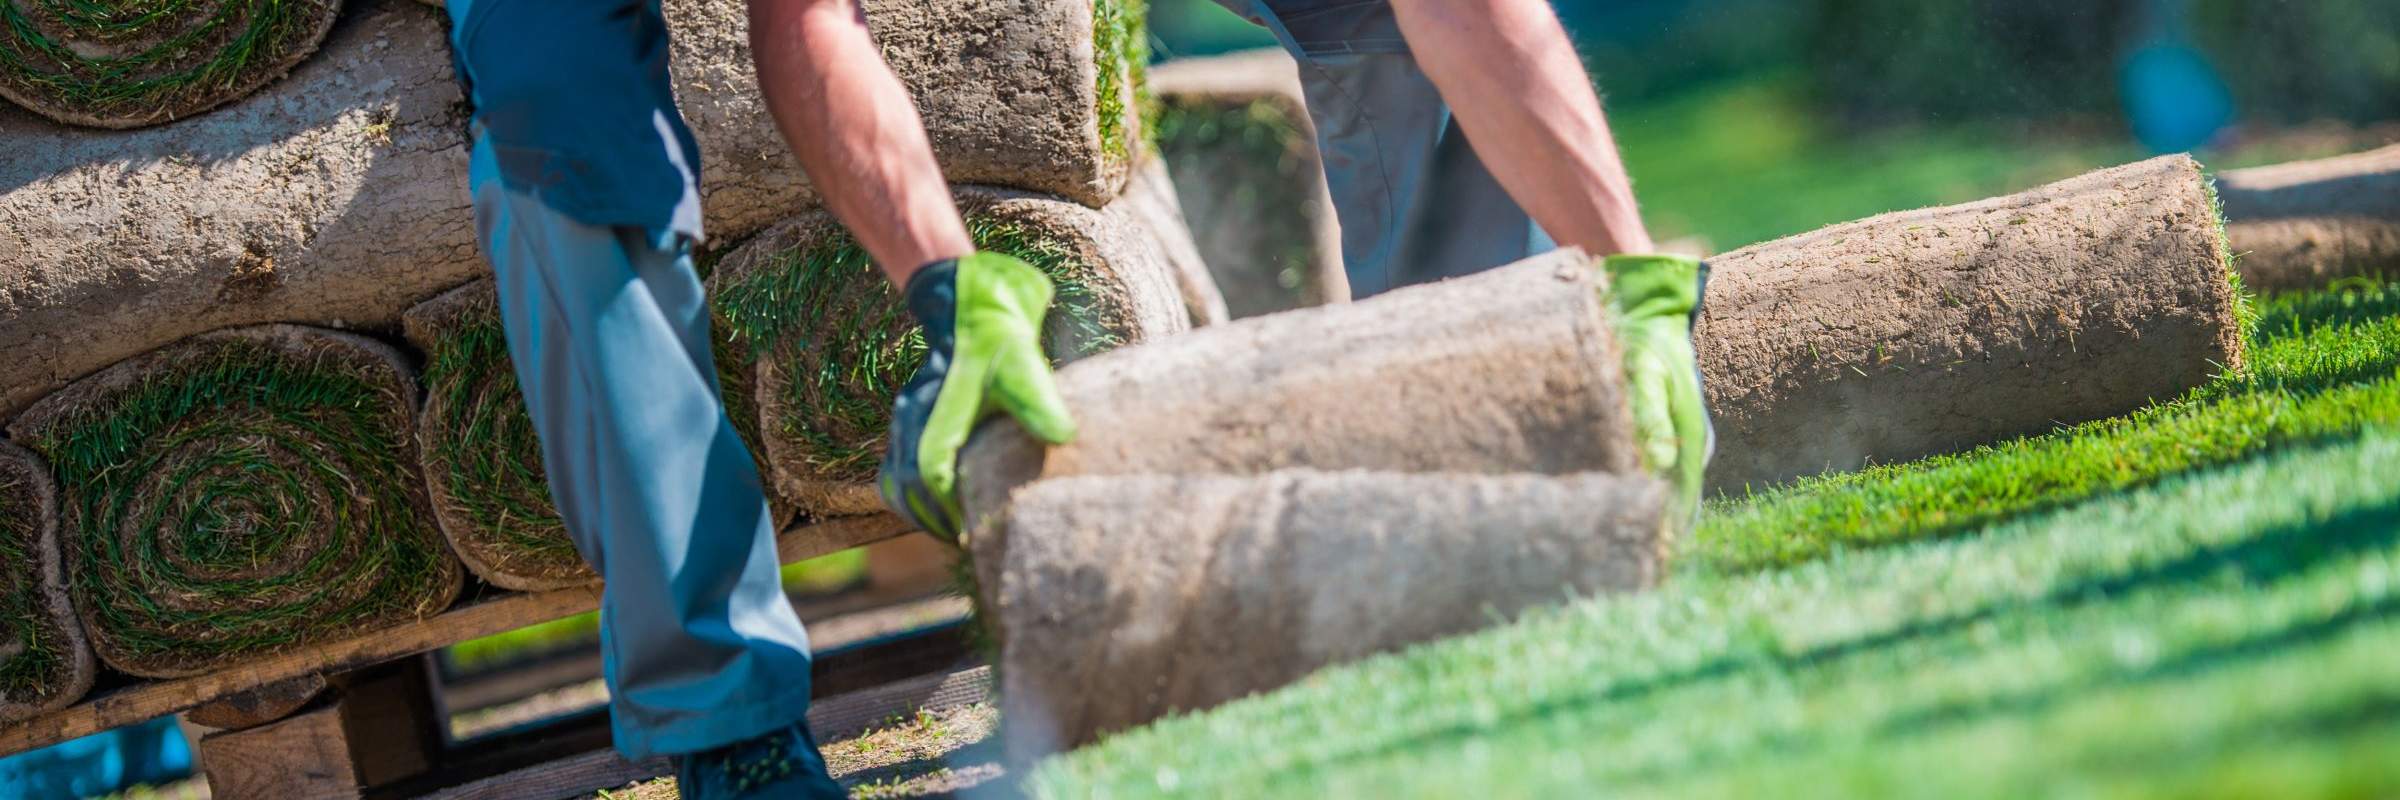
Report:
417,666,992,800
0,512,915,758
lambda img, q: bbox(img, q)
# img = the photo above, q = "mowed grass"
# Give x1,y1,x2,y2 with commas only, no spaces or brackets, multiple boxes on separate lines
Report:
1610,74,2386,251
1027,280,2400,798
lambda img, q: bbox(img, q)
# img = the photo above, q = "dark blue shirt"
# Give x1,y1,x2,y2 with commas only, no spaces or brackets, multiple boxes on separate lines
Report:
447,0,707,239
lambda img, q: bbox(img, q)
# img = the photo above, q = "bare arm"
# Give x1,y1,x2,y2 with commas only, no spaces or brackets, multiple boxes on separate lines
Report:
748,0,971,284
1389,0,1654,256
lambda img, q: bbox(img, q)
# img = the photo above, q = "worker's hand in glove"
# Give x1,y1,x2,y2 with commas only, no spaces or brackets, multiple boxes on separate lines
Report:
1602,254,1714,527
880,253,1078,540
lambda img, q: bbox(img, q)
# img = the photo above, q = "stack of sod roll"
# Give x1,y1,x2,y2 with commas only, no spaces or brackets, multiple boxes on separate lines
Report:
404,0,1226,589
0,0,1227,700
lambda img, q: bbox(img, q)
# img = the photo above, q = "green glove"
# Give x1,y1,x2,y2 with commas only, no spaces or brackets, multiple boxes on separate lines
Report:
1602,253,1714,526
879,253,1078,539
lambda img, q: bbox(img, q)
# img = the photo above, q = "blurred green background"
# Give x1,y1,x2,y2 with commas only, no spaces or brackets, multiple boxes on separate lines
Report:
1148,0,2400,250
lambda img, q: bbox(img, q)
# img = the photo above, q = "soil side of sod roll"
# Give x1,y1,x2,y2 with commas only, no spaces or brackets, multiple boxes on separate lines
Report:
7,325,463,678
707,183,1196,520
1695,154,2246,493
2217,143,2400,293
0,441,94,723
982,469,1669,761
956,248,1642,600
0,0,1153,419
0,0,340,129
401,280,795,591
1151,48,1349,317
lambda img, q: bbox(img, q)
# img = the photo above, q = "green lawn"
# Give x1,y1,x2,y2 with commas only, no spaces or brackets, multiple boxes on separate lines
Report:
1610,75,2380,251
1028,278,2400,798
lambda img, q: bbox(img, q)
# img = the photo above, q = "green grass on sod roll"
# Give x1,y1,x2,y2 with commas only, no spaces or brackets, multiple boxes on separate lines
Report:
1029,277,2400,796
18,332,459,676
711,218,1126,485
0,0,336,125
419,317,588,585
1092,0,1154,166
0,460,64,707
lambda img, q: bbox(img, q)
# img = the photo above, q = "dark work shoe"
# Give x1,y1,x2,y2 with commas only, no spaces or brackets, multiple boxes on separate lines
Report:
673,722,845,799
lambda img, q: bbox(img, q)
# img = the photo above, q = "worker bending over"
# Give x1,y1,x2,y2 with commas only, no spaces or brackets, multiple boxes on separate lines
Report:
443,0,1708,794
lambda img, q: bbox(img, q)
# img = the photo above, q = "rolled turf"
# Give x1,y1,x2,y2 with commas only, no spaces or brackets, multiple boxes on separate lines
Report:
707,184,1197,519
0,0,339,128
401,279,793,591
0,441,93,723
956,248,1642,535
7,325,462,678
0,0,1158,418
987,470,1668,761
1152,48,1348,317
2217,144,2400,293
1696,154,2247,492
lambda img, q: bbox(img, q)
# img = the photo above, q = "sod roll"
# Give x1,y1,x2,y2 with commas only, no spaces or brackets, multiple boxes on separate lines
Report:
955,248,1640,536
1152,48,1348,317
404,281,580,590
401,280,795,590
1118,156,1232,328
1696,154,2245,492
0,0,1154,418
2217,144,2400,293
8,325,463,678
0,441,93,723
0,0,339,129
708,183,1197,519
982,469,1669,760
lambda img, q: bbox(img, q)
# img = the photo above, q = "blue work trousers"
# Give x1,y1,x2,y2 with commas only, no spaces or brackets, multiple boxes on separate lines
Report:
467,141,818,761
1218,0,1558,297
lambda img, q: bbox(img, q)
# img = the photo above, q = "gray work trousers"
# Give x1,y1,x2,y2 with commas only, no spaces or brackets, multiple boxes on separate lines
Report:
467,138,819,760
1218,0,1557,296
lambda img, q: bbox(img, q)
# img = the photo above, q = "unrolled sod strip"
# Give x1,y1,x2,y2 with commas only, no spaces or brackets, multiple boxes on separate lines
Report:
8,325,463,678
0,0,1152,418
402,280,795,591
2217,144,2400,293
1152,48,1349,317
983,470,1669,760
0,0,340,129
1696,154,2245,492
707,184,1197,520
0,441,93,723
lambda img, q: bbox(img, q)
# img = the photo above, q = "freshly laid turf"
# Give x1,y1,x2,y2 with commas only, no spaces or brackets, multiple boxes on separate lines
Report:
1029,279,2400,797
1696,278,2400,573
1032,425,2400,798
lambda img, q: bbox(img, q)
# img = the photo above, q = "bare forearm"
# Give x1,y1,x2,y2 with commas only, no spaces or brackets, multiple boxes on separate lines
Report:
1390,0,1652,255
749,0,971,283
